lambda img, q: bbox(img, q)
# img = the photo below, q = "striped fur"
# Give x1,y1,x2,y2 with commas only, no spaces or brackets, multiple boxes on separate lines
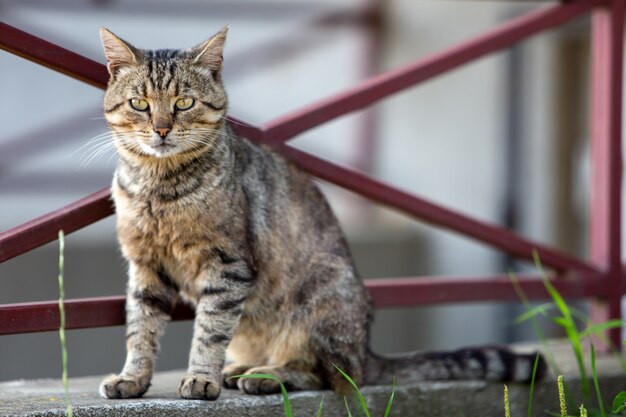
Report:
97,28,547,401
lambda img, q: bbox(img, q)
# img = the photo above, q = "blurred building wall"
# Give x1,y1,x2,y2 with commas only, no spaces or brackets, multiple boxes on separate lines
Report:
0,0,600,381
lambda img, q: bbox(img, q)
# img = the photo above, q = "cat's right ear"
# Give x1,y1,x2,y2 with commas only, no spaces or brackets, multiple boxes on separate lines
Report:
99,28,140,77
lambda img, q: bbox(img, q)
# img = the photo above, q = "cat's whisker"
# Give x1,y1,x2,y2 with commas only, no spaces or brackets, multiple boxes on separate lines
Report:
72,130,142,155
75,135,127,162
79,136,135,168
79,139,114,159
71,133,117,156
105,150,120,166
80,144,117,168
190,128,242,143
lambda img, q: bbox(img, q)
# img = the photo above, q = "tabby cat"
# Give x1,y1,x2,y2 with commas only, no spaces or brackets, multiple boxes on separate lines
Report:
97,27,546,400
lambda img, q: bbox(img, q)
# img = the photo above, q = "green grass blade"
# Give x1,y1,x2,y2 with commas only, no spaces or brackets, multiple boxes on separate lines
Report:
552,317,570,327
612,391,626,414
510,269,582,410
514,302,555,324
383,378,396,417
587,330,626,374
57,231,72,417
333,364,371,417
590,345,606,417
316,396,324,417
566,306,626,375
568,306,595,326
228,374,292,417
563,326,588,397
509,270,562,375
527,353,541,417
533,251,589,397
344,396,354,417
579,320,625,339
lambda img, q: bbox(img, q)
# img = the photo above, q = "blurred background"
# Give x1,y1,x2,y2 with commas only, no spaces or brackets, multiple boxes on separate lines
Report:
0,0,614,381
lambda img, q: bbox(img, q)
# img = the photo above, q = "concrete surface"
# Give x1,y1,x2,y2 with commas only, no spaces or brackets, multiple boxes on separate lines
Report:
1,341,625,417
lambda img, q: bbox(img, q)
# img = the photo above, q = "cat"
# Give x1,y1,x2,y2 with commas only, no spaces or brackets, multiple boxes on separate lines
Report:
97,27,546,401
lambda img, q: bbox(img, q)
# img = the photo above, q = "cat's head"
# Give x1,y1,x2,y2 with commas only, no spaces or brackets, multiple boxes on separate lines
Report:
99,27,229,159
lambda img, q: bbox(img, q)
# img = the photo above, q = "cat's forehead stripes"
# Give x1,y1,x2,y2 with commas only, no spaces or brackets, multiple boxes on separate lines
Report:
144,49,181,94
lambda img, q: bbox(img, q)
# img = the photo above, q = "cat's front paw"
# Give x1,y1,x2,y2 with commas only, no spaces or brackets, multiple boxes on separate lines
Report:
179,374,221,400
99,374,150,399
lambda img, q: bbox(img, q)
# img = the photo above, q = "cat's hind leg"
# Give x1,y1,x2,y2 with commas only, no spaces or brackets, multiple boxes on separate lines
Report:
222,363,253,389
237,362,323,395
302,254,372,395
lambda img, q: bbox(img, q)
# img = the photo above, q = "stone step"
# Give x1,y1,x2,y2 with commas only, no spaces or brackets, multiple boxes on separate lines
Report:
1,341,624,417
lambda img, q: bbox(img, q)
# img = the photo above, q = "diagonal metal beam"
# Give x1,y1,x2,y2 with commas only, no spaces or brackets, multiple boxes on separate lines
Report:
261,0,605,144
276,144,602,278
0,188,114,263
0,22,108,89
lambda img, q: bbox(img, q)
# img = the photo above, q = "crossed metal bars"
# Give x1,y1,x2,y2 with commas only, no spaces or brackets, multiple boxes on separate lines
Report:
0,0,623,345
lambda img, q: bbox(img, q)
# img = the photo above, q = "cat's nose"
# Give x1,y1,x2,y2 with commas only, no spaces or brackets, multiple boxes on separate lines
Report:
154,127,171,138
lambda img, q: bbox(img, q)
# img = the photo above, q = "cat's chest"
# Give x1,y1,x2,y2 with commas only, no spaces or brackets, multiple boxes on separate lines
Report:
112,179,230,270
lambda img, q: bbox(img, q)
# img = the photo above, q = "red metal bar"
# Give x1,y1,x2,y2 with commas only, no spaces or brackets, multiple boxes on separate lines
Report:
0,273,603,335
367,273,606,308
0,188,113,263
0,296,194,336
590,0,624,347
228,117,265,143
0,22,108,89
277,144,603,278
261,0,604,144
0,296,125,335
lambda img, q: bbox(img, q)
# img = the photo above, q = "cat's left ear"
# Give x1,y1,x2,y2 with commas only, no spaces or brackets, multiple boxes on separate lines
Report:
192,26,229,72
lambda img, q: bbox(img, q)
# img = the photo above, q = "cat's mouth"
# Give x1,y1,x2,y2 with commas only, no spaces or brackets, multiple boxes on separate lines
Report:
139,140,178,157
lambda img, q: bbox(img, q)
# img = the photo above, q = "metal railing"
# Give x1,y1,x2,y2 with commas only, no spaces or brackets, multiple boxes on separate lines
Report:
1,0,624,346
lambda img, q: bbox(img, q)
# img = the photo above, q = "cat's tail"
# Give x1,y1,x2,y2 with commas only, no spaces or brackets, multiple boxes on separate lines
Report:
364,345,548,385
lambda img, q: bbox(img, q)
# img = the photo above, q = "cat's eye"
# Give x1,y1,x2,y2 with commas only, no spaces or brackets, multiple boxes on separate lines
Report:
130,99,149,111
175,97,195,111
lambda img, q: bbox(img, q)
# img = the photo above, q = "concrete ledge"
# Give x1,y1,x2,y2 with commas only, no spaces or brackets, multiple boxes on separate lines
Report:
1,341,624,417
